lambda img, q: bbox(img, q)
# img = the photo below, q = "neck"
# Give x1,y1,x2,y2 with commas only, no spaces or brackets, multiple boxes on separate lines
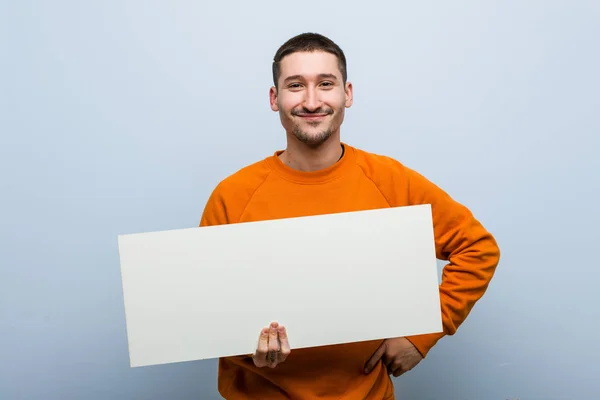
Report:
279,133,343,172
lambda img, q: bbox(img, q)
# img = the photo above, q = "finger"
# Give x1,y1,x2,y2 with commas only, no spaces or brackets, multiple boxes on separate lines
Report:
267,322,280,367
392,359,414,377
364,341,386,374
258,327,270,351
268,322,280,352
253,328,270,367
277,326,291,362
393,366,407,377
381,351,393,369
386,362,394,375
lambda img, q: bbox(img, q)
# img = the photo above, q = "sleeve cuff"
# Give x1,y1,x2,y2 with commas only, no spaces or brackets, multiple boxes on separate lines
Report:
405,331,446,358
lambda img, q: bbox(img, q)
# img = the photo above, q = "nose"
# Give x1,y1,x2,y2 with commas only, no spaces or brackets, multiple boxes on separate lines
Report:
303,87,322,111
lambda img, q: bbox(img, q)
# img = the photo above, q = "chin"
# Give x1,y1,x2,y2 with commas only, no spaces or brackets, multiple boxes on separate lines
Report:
292,129,334,147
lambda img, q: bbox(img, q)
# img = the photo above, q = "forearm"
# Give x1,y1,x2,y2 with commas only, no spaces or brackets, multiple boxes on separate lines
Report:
406,221,500,356
404,169,501,356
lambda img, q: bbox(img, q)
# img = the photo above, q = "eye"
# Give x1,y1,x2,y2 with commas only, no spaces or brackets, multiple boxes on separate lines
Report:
320,81,334,87
288,83,302,89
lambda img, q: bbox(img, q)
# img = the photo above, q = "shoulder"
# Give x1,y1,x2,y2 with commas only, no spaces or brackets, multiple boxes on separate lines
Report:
350,145,414,191
213,157,273,197
200,157,274,226
349,144,449,205
352,146,408,177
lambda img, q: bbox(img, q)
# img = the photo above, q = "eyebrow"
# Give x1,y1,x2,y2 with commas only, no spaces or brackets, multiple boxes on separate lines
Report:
283,73,338,84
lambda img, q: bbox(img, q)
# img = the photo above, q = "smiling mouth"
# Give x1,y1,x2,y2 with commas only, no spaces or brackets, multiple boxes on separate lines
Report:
296,113,329,120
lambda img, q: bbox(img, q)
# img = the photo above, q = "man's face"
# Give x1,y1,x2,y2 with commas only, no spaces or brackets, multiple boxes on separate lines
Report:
270,51,353,147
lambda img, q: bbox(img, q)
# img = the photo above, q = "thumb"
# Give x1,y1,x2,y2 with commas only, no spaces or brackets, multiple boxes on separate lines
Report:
364,341,386,374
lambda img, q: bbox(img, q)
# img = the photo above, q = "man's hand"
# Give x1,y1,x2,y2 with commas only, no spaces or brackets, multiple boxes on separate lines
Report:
252,321,291,368
364,337,423,377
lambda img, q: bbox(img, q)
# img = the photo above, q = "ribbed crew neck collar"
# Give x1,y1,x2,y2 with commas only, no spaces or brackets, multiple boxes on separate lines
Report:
266,143,355,184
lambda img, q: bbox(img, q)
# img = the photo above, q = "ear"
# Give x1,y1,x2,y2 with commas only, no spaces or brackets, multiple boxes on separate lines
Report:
269,86,279,111
344,81,353,108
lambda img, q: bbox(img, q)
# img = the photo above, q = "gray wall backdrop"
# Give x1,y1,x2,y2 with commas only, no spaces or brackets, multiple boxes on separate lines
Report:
2,1,599,399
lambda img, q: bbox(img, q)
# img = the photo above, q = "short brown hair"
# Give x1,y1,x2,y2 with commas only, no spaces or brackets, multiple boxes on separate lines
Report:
272,32,347,88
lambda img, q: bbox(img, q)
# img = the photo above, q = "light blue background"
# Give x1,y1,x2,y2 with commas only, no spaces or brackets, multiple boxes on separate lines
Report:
2,1,599,399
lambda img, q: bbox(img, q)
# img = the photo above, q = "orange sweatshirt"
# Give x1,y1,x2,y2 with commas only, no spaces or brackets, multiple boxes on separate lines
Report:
199,143,500,400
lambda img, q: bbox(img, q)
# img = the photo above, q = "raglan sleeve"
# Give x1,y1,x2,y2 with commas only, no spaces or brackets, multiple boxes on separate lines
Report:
403,167,501,358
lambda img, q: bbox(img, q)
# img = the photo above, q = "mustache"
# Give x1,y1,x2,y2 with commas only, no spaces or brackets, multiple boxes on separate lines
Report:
291,107,333,116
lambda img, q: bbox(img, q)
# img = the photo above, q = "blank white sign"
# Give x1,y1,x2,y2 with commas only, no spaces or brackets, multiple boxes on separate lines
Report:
117,204,443,367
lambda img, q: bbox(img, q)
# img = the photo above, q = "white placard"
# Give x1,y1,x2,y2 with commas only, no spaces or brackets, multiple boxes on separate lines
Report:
117,204,442,367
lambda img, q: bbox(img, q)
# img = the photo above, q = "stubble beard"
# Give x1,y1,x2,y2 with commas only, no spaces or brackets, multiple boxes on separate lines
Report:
292,123,334,148
284,105,339,148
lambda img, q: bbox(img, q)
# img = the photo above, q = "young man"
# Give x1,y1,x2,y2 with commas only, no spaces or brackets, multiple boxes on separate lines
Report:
200,32,500,399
